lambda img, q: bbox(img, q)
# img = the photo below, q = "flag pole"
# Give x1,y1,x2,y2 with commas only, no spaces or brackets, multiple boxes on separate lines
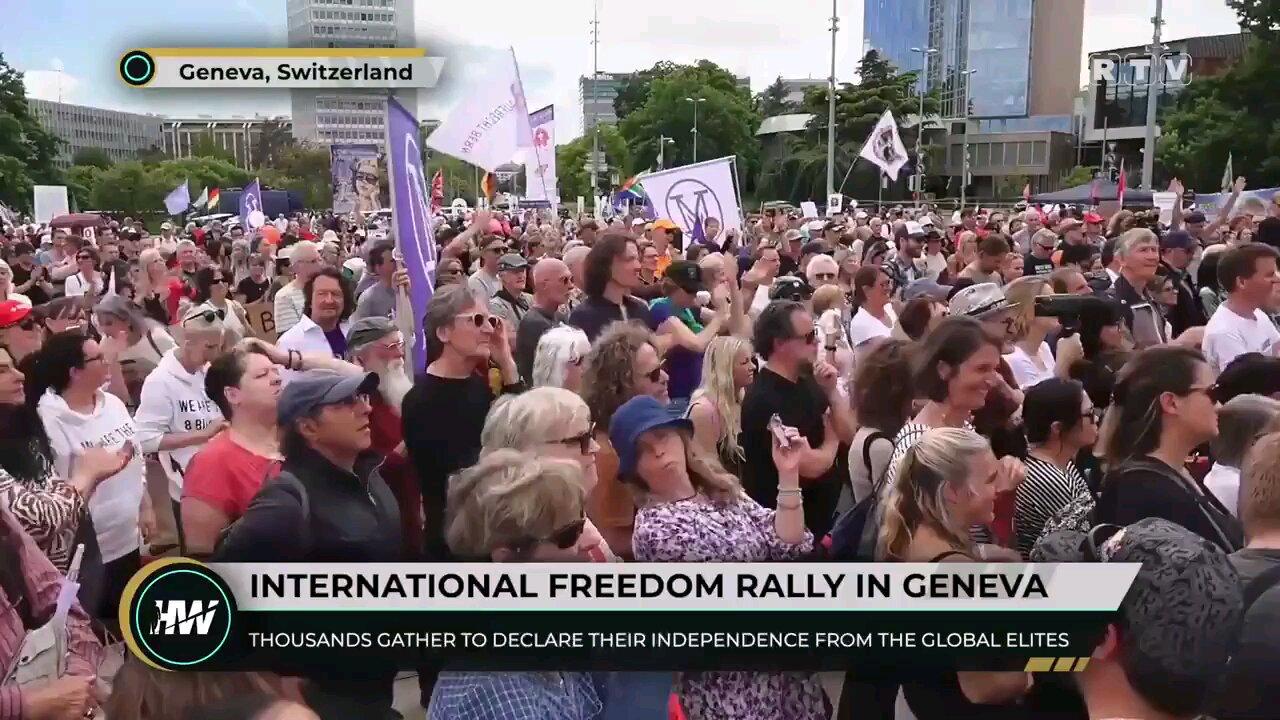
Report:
510,48,550,203
384,93,418,373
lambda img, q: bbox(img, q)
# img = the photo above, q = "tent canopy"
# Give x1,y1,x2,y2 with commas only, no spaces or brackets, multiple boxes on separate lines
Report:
1029,180,1153,206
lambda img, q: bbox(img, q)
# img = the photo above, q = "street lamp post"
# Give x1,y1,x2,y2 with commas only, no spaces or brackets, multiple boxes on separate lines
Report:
685,96,707,163
959,68,978,209
826,0,839,198
1141,0,1165,190
910,47,938,208
657,135,675,169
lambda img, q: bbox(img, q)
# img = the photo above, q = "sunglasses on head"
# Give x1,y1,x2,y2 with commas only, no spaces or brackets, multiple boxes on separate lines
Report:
458,313,500,330
183,308,226,325
555,423,596,455
512,517,587,552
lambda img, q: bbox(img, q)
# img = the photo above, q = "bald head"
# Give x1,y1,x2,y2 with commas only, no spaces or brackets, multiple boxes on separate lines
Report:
533,257,568,283
532,258,573,309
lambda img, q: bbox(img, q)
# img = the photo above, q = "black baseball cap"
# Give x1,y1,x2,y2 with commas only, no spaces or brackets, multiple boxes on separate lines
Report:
664,260,704,294
1160,230,1197,251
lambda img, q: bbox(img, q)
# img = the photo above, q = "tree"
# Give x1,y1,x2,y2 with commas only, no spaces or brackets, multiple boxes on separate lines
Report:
71,147,113,169
259,144,330,208
1227,0,1280,44
618,62,760,182
613,61,680,122
65,165,106,210
1059,165,1097,189
755,76,795,117
757,50,936,203
0,53,64,211
424,151,485,206
136,145,168,163
252,117,295,169
187,133,237,164
90,162,168,216
557,124,632,202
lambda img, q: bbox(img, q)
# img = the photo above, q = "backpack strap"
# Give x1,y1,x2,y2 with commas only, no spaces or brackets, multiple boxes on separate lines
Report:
862,431,891,492
1112,459,1239,551
1243,563,1280,614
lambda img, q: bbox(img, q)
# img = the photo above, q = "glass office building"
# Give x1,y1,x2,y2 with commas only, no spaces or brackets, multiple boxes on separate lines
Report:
967,0,1033,117
863,0,929,91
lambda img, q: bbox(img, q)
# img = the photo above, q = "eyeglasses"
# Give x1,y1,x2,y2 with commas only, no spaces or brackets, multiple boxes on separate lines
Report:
211,277,228,285
799,330,818,345
183,308,226,325
374,339,405,352
512,517,587,552
329,393,371,409
642,366,663,383
457,313,500,330
1186,384,1218,399
813,273,837,281
554,423,596,455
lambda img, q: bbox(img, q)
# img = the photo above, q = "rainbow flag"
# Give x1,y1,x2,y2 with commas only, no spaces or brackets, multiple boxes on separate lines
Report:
617,175,646,201
207,188,220,211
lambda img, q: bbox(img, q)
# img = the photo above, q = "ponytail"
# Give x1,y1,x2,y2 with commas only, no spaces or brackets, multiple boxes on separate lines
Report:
877,428,991,560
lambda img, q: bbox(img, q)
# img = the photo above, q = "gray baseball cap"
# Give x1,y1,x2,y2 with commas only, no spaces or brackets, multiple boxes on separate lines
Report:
346,317,397,356
277,370,379,426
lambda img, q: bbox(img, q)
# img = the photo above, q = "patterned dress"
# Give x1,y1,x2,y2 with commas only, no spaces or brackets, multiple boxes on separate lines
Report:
0,454,85,573
632,495,828,720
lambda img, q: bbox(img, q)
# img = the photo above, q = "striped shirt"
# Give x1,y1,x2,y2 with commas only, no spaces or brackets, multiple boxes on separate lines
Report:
1015,455,1090,557
1,504,103,719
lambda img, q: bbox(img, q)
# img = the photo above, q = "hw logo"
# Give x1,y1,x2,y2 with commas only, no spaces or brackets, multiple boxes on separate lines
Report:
151,600,220,636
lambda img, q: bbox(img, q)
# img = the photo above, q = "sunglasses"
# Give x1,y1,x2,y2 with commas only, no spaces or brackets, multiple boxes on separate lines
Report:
512,517,587,552
813,273,837,281
642,366,663,383
799,330,818,344
555,423,596,455
457,313,500,330
211,276,228,284
183,308,226,325
77,255,94,261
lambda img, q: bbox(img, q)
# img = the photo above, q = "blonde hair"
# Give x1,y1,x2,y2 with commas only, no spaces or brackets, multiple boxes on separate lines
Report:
531,325,590,389
688,336,750,461
481,387,591,452
811,285,844,316
1003,275,1050,339
445,449,585,558
879,427,991,560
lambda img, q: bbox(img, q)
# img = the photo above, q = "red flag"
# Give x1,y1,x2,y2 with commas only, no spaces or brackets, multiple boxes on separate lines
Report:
1117,160,1127,206
430,169,444,212
1022,183,1031,202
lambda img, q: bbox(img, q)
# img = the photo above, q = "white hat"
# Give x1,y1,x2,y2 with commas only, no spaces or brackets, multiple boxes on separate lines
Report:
949,283,1018,319
805,220,826,232
855,210,869,220
919,216,935,227
904,221,925,238
630,217,647,226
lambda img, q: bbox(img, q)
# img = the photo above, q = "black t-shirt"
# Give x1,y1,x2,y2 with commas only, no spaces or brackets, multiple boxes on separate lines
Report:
237,276,271,304
566,294,653,342
401,372,496,561
10,263,50,305
1023,252,1054,277
1216,548,1280,720
1095,456,1243,552
740,367,841,538
515,306,561,384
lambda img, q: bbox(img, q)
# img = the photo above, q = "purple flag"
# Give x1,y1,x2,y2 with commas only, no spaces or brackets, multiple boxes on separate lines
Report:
239,179,263,229
385,96,436,372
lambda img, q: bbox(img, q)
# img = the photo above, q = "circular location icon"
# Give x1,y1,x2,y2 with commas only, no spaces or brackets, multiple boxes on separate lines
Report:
120,50,156,87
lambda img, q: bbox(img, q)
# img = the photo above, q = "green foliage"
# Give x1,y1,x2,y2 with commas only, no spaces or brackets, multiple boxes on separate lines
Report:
0,52,64,212
423,150,485,206
65,165,105,209
994,174,1031,202
1227,0,1280,44
557,124,632,201
252,117,295,169
1059,165,1097,189
757,50,935,203
259,144,330,208
71,147,113,169
187,133,237,164
613,61,680,122
618,62,760,184
89,162,166,217
755,76,799,117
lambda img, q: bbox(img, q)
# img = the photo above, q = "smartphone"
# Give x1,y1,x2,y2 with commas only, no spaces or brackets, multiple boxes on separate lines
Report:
768,414,793,449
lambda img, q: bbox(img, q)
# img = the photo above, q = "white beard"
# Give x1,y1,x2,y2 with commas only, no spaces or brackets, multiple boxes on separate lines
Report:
376,359,414,412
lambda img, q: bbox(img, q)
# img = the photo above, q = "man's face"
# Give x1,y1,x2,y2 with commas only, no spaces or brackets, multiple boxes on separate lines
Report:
1025,216,1042,233
979,252,1005,274
902,237,922,259
14,251,33,269
303,394,373,455
705,218,721,239
177,246,196,267
611,243,641,290
1064,271,1091,296
101,243,120,264
650,228,670,250
500,267,526,294
1187,221,1206,239
1163,246,1192,271
641,246,659,273
52,234,66,251
1240,257,1280,309
759,248,781,276
1064,229,1085,246
580,227,598,245
357,331,405,371
1124,241,1161,281
962,216,977,231
779,310,817,364
481,239,508,267
1085,221,1102,236
537,265,573,306
309,275,344,325
292,251,322,282
228,352,283,419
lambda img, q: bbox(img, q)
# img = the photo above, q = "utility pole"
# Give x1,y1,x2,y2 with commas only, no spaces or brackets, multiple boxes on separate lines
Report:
910,47,937,208
589,1,601,210
826,0,838,198
686,97,706,163
959,68,977,209
657,135,674,169
1141,0,1164,190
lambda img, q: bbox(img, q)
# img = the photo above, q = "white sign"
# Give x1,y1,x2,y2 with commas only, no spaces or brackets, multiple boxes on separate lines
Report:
576,196,585,217
800,201,819,219
523,105,558,206
33,185,69,224
827,194,843,216
636,157,742,236
1152,192,1178,226
1090,53,1192,86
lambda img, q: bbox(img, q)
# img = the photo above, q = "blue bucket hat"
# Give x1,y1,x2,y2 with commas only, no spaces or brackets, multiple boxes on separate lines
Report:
608,396,692,477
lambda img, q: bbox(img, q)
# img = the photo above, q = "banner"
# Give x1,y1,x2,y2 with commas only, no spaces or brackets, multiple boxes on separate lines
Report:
524,104,558,207
385,96,436,373
636,157,742,240
164,180,190,215
194,186,209,211
858,110,909,182
424,48,535,173
242,301,277,343
331,144,383,215
33,185,69,224
119,560,1140,673
1196,187,1280,218
239,179,264,229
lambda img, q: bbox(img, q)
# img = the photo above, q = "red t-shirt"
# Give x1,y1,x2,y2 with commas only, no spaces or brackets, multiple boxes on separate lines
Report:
184,432,282,519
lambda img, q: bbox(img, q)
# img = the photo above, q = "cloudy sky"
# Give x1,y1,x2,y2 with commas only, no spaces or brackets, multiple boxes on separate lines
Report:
10,0,1242,142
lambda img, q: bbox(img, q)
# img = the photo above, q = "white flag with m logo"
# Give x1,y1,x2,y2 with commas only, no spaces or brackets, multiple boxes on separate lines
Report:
636,156,742,242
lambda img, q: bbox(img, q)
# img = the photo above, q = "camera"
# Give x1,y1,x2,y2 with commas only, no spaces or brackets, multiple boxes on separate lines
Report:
1034,294,1119,334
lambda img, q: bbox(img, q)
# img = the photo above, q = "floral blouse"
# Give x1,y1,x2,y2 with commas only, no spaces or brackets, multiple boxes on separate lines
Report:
632,495,828,720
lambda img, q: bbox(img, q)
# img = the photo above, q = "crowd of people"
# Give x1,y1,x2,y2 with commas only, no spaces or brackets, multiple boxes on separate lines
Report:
1,185,1279,720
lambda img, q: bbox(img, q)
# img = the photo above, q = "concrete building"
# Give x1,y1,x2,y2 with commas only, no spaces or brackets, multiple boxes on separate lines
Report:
285,0,418,145
865,0,1085,197
1081,32,1249,170
28,99,163,169
161,116,292,171
776,78,827,106
580,71,751,132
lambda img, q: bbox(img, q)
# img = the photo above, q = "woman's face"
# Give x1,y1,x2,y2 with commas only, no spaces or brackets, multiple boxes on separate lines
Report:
0,265,11,288
1067,393,1099,449
634,426,688,491
732,348,755,390
563,350,586,393
633,342,669,403
944,343,1001,412
437,259,464,286
839,254,859,278
96,313,130,339
76,338,110,390
0,348,24,406
1001,254,1024,284
1155,280,1178,308
539,412,599,492
949,448,1000,526
1167,362,1220,443
864,270,892,307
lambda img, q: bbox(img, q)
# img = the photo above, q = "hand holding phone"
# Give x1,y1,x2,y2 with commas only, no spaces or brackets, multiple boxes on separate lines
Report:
768,414,801,449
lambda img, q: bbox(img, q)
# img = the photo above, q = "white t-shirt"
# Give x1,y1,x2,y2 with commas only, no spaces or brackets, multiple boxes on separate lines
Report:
63,271,104,297
848,305,897,349
1203,463,1240,518
1201,304,1280,373
1004,341,1056,389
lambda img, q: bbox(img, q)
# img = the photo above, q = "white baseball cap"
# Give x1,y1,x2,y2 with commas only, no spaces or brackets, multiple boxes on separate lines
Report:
855,210,869,220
